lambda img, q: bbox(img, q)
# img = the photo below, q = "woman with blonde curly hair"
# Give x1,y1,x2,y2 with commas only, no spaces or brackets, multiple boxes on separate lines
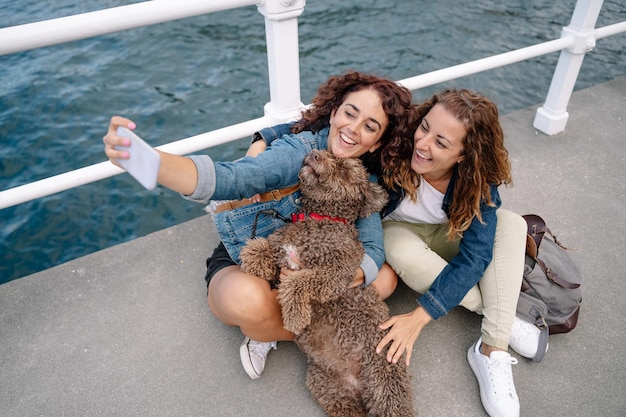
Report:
376,89,535,417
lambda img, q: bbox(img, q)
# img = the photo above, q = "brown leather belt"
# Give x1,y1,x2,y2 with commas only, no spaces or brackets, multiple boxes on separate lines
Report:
213,183,300,214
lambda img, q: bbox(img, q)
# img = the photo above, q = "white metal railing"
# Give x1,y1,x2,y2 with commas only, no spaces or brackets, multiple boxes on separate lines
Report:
0,0,258,56
533,0,621,134
0,0,624,211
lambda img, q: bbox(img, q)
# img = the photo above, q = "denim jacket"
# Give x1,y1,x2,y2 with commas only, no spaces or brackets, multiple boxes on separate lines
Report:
182,125,385,286
382,169,501,320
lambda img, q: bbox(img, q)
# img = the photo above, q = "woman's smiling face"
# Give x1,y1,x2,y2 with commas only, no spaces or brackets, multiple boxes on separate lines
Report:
411,103,466,183
327,88,388,159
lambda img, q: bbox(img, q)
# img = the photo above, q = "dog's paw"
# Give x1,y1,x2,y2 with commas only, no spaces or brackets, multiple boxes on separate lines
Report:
277,287,312,335
282,306,311,335
240,238,278,280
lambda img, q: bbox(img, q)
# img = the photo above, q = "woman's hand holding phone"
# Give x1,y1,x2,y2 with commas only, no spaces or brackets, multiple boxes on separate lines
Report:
114,126,161,190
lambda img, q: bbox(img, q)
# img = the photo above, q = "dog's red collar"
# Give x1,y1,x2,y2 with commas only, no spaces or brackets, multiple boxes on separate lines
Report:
291,212,349,224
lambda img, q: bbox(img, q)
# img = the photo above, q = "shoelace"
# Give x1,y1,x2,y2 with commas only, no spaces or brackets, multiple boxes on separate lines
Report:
488,354,519,395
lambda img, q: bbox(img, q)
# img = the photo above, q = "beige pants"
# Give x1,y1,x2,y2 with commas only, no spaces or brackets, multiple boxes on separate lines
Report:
383,209,526,350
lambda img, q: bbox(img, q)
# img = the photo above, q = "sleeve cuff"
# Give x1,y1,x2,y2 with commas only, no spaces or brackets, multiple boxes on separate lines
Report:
361,254,378,287
417,292,448,320
179,155,216,204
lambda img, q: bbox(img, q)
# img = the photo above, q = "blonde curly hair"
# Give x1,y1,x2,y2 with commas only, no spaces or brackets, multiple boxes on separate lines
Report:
384,89,512,239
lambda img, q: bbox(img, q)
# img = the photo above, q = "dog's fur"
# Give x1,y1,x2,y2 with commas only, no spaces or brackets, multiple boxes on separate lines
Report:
240,149,414,417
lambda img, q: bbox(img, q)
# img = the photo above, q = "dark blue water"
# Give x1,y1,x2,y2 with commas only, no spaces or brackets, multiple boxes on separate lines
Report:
1,0,624,284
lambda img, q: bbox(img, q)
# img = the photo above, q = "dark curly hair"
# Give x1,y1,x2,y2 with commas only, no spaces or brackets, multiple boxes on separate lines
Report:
290,71,415,178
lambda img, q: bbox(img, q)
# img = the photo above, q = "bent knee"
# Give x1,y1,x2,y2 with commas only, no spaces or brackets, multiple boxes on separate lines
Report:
208,269,277,325
496,209,527,237
372,263,398,300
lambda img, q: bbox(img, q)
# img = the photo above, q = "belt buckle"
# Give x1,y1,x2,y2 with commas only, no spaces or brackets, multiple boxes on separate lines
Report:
270,189,282,201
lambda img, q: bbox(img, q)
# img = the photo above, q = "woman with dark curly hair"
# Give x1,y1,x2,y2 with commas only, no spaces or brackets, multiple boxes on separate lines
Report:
102,71,415,380
376,89,531,417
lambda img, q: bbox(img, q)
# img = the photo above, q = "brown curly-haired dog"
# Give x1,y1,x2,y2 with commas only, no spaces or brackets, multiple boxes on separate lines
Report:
240,149,415,417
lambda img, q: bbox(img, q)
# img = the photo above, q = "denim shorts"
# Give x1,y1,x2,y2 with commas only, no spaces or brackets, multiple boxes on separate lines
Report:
204,242,237,287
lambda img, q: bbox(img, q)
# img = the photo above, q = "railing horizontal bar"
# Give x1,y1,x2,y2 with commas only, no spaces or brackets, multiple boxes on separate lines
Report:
595,21,626,39
398,37,573,90
0,0,258,56
0,116,276,210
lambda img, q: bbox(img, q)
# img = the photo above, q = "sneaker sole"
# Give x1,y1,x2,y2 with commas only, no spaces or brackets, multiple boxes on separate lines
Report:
239,341,261,380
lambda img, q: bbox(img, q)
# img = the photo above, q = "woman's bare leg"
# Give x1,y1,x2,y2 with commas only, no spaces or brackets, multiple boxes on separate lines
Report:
207,265,294,342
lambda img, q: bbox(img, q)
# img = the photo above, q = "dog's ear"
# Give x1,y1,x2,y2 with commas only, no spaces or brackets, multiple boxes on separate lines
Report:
360,182,389,216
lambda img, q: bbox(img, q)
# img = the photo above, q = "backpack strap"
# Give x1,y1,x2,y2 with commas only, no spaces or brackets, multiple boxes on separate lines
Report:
517,295,550,363
528,304,549,363
523,214,547,258
533,256,581,290
532,326,550,363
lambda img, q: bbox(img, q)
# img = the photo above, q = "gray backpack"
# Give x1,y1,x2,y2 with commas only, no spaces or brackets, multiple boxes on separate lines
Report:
515,214,583,363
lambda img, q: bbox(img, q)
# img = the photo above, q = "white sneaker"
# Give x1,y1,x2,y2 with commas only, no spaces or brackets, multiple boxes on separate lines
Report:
239,337,277,379
467,338,520,417
509,316,548,359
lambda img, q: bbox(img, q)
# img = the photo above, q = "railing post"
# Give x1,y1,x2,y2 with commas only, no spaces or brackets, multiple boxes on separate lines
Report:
257,0,306,124
533,0,603,135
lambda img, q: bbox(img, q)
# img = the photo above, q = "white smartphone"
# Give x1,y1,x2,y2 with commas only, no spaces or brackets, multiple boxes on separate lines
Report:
115,126,161,190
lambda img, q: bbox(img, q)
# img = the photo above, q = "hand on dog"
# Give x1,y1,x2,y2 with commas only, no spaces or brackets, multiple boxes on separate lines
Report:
376,306,432,366
279,267,300,282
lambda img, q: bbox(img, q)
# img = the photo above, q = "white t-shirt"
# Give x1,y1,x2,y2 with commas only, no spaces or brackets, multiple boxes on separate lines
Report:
383,180,447,224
